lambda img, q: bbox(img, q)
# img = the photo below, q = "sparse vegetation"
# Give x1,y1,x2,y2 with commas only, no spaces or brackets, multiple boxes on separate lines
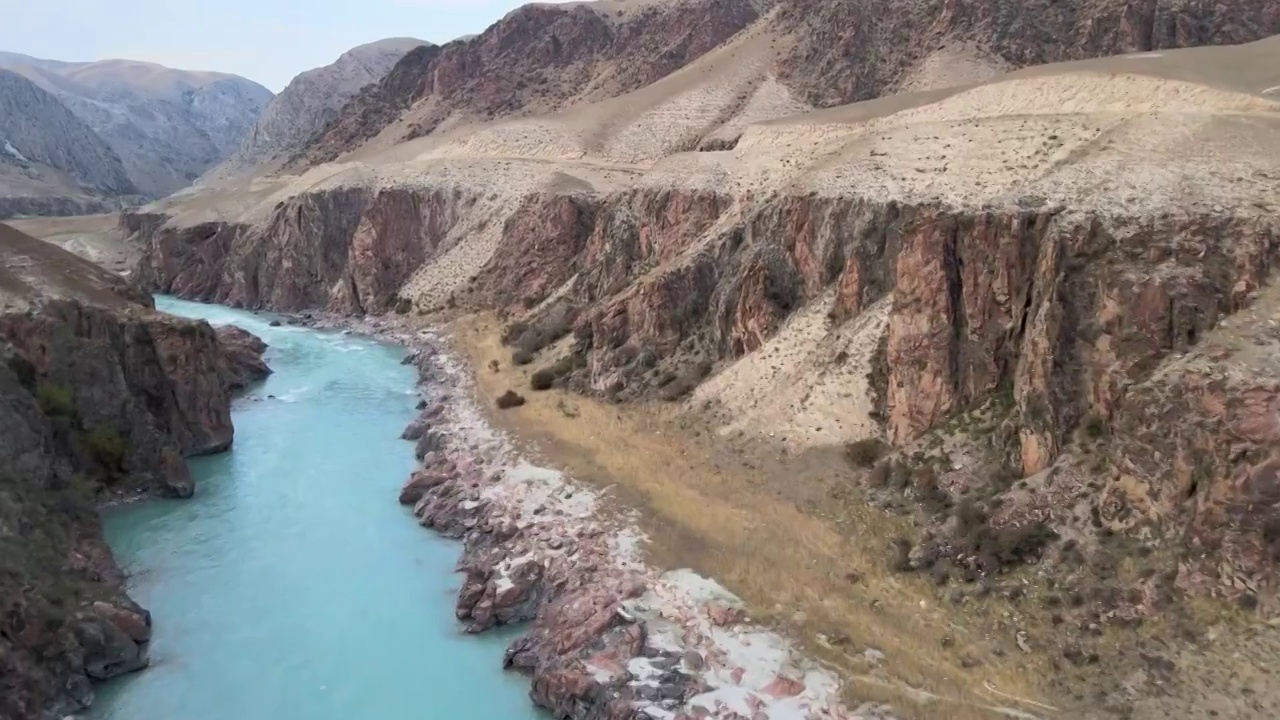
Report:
495,390,526,409
394,297,413,315
950,499,1058,575
658,360,713,402
845,438,889,468
37,384,76,418
86,426,127,471
530,354,584,391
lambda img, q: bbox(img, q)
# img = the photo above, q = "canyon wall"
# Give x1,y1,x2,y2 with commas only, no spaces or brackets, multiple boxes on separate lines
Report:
0,226,269,718
132,184,1280,475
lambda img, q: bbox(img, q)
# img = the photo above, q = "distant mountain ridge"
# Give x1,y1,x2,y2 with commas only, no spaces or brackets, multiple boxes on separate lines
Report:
207,38,427,181
0,52,273,199
0,69,138,219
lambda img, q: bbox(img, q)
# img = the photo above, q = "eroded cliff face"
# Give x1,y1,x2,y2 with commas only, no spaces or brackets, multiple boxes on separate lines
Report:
0,291,267,718
135,183,1279,472
131,186,479,314
132,178,1280,614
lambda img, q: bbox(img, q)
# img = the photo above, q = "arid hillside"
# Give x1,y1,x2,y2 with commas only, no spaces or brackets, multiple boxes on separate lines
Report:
0,70,138,219
111,26,1280,716
292,0,1280,166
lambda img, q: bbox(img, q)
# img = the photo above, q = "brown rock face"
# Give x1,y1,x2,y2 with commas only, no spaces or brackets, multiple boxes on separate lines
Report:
295,0,760,166
0,226,269,719
131,186,479,313
215,324,273,391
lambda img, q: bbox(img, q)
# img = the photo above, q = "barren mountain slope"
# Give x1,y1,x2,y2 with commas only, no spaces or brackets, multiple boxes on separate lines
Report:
0,70,136,219
0,53,272,198
207,38,426,182
294,0,763,166
128,34,1280,718
291,0,1280,167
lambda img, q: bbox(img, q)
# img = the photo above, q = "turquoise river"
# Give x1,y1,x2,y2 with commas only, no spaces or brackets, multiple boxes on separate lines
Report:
92,297,541,720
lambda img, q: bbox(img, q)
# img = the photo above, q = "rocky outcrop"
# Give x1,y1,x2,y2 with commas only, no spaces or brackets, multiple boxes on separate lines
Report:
131,186,480,313
295,0,760,165
0,224,268,718
215,325,272,391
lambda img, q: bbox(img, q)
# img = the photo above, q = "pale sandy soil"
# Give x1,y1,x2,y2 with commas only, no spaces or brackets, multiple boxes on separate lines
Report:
6,213,133,274
693,290,889,453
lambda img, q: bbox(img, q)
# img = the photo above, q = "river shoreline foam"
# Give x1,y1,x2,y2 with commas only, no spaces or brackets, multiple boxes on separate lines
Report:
301,312,893,720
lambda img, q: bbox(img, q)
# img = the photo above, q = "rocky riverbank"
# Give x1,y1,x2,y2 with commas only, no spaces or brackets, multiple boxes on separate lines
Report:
306,311,894,720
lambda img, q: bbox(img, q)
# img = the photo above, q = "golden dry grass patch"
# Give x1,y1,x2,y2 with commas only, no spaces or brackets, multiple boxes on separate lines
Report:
446,312,1062,720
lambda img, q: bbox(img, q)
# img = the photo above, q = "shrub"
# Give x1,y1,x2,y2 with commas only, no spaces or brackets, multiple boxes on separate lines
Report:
530,354,582,391
868,460,893,488
86,426,127,471
1081,414,1109,440
511,349,534,366
530,369,556,391
37,384,76,418
394,298,413,315
495,390,526,409
952,499,1058,574
845,438,889,468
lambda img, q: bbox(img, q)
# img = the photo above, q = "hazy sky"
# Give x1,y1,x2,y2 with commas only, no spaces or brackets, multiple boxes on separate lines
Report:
0,0,562,92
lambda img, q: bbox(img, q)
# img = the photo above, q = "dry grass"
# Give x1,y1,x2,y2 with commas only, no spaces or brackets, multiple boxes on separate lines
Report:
448,313,1061,720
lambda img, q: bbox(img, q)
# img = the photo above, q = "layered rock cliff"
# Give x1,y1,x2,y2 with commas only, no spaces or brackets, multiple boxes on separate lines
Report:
0,223,268,718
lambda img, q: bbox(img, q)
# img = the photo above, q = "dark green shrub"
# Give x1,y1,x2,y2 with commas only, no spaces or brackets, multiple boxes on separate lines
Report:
86,426,126,471
394,298,413,315
37,384,76,418
530,369,556,391
512,349,534,366
1081,414,1109,440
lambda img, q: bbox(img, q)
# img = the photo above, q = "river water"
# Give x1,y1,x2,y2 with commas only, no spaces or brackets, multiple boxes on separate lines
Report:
92,297,539,720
